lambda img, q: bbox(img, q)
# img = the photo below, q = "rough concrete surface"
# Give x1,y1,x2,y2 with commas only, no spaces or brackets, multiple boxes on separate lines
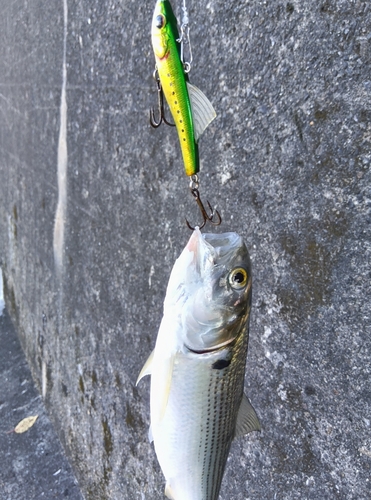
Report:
0,307,83,500
0,0,370,499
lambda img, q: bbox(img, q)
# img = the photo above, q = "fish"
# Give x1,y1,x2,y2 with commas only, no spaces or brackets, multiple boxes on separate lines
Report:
137,228,261,500
151,0,216,176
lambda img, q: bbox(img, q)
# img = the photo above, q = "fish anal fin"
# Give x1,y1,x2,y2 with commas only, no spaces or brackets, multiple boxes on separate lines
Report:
165,482,175,499
136,349,155,386
235,393,261,437
187,82,216,141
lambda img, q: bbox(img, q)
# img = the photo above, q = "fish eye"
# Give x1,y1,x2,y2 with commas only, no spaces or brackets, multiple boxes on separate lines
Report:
228,267,248,290
155,14,166,29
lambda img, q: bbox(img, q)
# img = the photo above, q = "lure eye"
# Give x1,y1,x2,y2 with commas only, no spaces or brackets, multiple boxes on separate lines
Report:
228,267,248,290
155,14,166,29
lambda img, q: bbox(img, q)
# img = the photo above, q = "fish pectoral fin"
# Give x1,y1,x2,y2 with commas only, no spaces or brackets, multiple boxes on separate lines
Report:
156,354,175,421
235,393,261,437
136,349,155,385
164,482,175,499
151,353,176,426
187,82,216,141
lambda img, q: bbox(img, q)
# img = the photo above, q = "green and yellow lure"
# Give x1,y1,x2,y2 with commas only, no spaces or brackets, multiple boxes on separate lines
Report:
151,0,216,177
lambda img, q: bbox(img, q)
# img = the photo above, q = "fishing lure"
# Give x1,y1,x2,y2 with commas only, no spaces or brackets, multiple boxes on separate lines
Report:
150,0,216,177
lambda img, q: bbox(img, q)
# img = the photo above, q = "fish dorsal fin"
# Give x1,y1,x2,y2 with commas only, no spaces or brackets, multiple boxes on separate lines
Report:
235,393,261,437
187,82,216,141
136,349,155,385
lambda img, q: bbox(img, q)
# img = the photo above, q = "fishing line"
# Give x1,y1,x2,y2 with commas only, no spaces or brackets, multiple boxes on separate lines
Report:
177,0,193,73
176,0,220,229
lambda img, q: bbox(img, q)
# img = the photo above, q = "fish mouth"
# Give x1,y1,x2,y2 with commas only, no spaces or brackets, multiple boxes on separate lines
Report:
186,227,244,267
186,226,214,262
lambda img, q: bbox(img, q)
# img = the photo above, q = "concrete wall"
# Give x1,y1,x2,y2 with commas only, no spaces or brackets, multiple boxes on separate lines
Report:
1,0,370,498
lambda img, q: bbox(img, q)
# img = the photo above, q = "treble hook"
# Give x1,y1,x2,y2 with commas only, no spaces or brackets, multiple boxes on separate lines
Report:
186,188,222,230
149,71,175,128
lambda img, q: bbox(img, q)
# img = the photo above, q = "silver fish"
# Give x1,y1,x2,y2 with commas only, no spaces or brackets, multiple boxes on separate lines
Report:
137,228,260,500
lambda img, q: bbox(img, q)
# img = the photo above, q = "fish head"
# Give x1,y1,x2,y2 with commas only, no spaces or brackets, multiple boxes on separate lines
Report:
165,228,252,353
151,0,179,60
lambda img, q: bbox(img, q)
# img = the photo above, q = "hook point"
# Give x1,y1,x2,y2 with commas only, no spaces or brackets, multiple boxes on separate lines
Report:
186,188,222,231
149,75,175,128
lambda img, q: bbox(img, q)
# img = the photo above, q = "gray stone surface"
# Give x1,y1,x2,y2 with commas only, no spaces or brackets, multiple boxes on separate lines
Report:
0,0,370,499
0,307,83,500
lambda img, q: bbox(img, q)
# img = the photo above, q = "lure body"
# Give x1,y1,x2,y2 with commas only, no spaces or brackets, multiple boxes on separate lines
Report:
138,229,260,500
151,0,216,176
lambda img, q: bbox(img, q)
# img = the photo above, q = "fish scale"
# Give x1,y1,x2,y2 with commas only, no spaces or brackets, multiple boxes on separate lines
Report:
155,350,244,500
154,341,246,500
206,333,248,499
